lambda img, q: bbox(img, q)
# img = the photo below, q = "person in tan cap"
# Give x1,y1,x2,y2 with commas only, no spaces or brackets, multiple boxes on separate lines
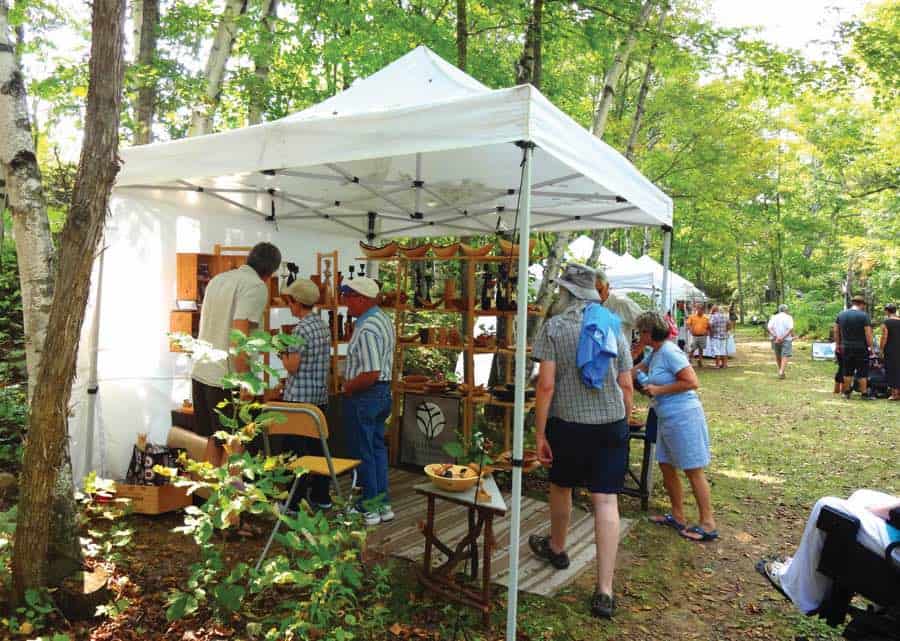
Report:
281,278,333,509
340,277,395,526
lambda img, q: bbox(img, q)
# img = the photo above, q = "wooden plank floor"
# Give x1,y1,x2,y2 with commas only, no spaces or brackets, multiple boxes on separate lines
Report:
368,469,634,597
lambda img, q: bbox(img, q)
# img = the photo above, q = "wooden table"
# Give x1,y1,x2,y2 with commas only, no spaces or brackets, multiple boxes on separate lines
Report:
414,475,507,626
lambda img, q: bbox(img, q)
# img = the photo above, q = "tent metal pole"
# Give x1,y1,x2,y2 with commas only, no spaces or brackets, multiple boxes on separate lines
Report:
414,153,423,217
84,240,106,479
506,142,533,641
660,225,672,312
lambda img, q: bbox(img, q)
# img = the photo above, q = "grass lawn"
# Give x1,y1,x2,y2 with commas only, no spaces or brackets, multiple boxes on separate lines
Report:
379,326,899,640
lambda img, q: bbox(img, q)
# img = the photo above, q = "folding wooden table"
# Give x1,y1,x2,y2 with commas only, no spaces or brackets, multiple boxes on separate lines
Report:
414,475,507,626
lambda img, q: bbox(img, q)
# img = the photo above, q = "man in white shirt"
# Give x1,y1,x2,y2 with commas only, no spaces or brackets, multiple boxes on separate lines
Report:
767,304,794,380
191,242,281,439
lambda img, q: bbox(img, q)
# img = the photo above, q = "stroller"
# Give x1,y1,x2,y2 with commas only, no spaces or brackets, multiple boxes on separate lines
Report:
866,356,890,399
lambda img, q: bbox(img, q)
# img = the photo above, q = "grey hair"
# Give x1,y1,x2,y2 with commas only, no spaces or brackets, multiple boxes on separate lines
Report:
778,304,788,313
635,310,669,338
595,269,608,285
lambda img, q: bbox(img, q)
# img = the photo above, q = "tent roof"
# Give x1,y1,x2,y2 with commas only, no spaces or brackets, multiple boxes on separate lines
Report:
114,46,673,240
609,254,705,300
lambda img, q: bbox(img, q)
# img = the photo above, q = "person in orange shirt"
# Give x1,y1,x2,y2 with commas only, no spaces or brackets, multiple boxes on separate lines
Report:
686,304,710,368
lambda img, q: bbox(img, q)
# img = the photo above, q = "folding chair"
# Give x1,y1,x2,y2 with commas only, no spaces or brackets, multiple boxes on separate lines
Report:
256,402,360,569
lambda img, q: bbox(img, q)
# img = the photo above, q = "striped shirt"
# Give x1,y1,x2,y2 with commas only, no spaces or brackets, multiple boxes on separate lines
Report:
283,313,331,406
345,306,394,382
533,301,632,425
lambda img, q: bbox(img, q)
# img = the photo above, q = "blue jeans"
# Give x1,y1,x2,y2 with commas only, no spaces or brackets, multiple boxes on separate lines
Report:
344,383,391,506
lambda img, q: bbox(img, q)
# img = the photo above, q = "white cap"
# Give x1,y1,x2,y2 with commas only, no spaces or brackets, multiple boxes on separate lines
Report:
344,276,380,299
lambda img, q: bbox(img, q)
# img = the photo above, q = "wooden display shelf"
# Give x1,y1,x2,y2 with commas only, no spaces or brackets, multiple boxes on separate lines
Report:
388,247,537,465
398,342,466,351
358,254,537,263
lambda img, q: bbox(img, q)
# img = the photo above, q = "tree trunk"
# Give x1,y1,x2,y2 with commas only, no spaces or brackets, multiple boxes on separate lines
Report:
188,0,247,136
591,0,655,137
11,0,126,604
528,231,571,342
515,0,543,87
133,0,159,145
455,0,467,71
624,8,669,161
0,0,54,392
531,0,543,89
587,229,606,268
1,0,84,593
248,0,278,125
735,248,744,324
131,0,142,59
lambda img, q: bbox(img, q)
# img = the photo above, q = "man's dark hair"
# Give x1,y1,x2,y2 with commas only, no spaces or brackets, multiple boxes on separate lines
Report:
246,242,281,278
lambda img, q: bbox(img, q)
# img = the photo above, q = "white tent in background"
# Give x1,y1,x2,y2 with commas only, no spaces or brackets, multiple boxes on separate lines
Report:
72,46,673,641
607,254,704,308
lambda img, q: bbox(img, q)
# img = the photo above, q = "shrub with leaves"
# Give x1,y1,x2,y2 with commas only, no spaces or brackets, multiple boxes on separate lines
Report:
164,329,379,640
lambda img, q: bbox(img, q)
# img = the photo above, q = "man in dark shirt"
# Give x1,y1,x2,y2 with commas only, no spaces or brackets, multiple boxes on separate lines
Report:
834,295,874,400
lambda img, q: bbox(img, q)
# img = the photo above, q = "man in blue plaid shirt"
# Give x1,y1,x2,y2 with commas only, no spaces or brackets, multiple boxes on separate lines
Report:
281,278,332,509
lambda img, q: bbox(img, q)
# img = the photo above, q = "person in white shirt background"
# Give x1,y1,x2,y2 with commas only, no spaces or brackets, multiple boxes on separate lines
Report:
767,304,795,379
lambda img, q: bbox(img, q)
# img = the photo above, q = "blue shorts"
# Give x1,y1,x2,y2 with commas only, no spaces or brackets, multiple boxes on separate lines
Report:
655,405,710,470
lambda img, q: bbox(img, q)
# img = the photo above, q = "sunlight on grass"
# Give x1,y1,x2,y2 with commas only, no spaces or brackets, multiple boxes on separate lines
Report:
718,468,785,485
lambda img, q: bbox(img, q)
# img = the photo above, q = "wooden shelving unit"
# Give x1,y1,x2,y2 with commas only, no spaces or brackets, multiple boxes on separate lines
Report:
375,250,540,463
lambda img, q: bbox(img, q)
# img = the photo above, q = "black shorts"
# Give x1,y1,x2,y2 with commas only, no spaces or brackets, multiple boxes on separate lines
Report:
546,416,628,494
841,349,870,379
191,378,232,438
834,353,843,383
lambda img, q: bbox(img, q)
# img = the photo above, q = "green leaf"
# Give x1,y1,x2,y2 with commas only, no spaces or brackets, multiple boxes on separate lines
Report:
212,583,245,612
165,591,199,621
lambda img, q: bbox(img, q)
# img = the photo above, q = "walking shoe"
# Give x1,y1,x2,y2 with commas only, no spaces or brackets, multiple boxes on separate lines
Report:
528,535,570,570
348,505,380,526
379,504,395,522
590,591,615,619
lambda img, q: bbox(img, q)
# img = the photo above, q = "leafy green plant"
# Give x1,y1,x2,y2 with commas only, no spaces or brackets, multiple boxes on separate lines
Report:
0,384,26,470
442,430,494,466
77,472,133,564
163,329,378,640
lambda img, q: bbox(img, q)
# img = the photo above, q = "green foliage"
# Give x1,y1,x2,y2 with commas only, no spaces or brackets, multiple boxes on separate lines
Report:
162,329,378,640
3,587,58,637
788,294,845,339
0,385,26,471
77,472,134,564
0,240,26,385
442,430,494,466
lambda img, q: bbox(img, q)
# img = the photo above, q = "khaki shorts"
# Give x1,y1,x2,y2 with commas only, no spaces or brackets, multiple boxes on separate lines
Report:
690,335,707,351
772,338,793,358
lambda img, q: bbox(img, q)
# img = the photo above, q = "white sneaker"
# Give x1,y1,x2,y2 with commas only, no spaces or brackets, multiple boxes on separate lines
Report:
379,504,395,522
348,505,380,526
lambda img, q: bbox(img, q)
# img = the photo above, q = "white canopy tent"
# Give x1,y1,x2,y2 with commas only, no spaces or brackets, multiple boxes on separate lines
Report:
607,253,704,309
73,46,673,640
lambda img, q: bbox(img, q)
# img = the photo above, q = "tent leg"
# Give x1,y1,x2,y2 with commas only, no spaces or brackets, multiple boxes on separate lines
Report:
660,225,672,312
84,240,106,480
506,142,533,641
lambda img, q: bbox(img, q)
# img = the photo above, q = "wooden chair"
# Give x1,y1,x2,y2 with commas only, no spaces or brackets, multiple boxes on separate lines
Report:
256,402,360,569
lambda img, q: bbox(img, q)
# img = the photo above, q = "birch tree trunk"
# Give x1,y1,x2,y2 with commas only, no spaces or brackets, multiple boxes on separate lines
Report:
248,0,278,125
0,0,54,391
133,0,159,144
188,0,247,136
587,230,606,268
1,0,85,591
11,0,126,603
455,0,467,71
590,0,654,137
515,0,543,88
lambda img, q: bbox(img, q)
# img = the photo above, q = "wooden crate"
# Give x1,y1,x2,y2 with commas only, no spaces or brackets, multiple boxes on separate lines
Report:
115,482,192,515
